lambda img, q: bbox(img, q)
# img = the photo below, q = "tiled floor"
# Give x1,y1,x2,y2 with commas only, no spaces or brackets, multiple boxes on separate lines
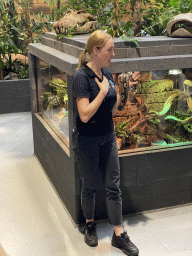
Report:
0,112,192,256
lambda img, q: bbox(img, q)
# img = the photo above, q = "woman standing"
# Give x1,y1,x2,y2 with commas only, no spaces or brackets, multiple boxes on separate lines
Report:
73,30,140,256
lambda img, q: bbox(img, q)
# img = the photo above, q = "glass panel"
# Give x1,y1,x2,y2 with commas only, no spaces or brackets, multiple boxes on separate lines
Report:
39,59,69,145
113,69,192,151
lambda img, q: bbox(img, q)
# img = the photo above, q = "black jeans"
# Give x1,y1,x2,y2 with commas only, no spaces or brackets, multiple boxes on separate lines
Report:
73,129,123,226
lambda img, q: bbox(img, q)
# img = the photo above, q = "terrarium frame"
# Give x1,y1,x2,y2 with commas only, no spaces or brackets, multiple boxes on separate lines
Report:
29,33,192,225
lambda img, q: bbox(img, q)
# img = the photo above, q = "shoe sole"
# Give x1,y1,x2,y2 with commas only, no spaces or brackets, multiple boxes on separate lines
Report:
112,241,139,256
84,237,98,247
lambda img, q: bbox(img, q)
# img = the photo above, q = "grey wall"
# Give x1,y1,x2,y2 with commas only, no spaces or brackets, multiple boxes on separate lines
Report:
0,79,31,114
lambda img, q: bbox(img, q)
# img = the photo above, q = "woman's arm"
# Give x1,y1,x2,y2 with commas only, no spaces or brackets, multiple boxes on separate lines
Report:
112,93,121,116
76,76,109,123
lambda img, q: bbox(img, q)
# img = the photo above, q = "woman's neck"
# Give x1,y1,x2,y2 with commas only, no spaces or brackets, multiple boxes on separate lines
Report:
86,61,102,78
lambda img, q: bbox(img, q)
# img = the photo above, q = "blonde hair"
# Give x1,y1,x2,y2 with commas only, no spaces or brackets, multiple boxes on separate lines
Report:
76,30,112,70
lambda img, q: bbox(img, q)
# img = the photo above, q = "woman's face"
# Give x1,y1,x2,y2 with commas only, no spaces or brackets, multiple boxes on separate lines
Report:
93,38,115,67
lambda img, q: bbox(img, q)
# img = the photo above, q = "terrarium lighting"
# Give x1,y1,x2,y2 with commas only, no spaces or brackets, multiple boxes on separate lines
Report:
168,69,182,75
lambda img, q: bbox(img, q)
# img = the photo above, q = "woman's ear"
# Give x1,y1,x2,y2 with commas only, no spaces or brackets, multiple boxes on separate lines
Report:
92,47,98,56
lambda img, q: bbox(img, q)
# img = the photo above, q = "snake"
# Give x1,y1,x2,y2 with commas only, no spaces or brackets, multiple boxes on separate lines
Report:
118,72,136,111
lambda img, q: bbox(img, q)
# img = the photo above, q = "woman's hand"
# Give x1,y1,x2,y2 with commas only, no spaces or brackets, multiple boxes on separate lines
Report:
129,71,140,88
95,76,110,95
76,76,110,123
116,72,140,93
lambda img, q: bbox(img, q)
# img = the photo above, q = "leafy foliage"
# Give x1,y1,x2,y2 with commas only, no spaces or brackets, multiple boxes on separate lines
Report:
169,0,192,14
0,1,53,79
141,0,172,36
141,0,192,37
54,0,176,38
1,0,192,79
0,5,22,70
41,78,68,111
2,56,28,78
115,117,143,143
17,63,29,79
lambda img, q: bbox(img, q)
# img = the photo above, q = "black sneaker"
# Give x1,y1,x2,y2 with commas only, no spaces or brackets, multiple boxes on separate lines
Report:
111,231,139,256
84,222,98,247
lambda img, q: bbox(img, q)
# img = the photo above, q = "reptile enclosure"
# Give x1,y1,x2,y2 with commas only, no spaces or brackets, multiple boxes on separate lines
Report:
29,32,192,224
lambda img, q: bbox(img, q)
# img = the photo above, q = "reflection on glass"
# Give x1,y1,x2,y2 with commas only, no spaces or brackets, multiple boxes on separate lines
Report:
113,69,192,151
39,60,69,144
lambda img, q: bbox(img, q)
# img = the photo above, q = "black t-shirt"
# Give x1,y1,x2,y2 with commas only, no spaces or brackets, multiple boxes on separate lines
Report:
73,62,117,136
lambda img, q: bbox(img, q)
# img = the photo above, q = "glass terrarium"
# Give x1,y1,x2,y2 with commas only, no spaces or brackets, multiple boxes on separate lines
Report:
35,63,192,153
38,59,69,146
113,69,192,152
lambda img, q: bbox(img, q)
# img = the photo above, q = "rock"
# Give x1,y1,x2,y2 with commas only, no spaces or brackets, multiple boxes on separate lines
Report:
4,72,19,80
167,13,192,37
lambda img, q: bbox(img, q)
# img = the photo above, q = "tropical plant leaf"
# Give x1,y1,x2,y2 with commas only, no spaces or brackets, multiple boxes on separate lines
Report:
165,115,192,124
158,91,180,116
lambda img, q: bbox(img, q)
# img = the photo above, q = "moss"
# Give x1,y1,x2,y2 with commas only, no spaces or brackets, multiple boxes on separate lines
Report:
147,103,165,112
148,79,174,93
137,79,174,94
143,91,178,104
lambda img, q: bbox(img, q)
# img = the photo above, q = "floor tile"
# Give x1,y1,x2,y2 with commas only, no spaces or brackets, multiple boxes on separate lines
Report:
170,251,192,256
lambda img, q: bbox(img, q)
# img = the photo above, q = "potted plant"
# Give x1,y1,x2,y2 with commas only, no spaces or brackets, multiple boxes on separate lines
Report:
0,0,53,114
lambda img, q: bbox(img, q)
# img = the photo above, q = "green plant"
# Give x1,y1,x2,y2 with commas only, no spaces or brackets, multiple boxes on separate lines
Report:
52,4,67,21
55,0,173,41
41,78,68,111
2,57,20,73
0,5,22,72
44,0,61,20
141,14,170,36
30,13,53,43
0,0,10,12
115,118,143,148
53,0,138,42
18,63,29,79
141,0,192,37
54,0,111,30
15,2,53,51
169,0,192,14
120,28,140,47
115,120,131,138
1,0,53,52
147,88,192,143
1,55,29,79
0,1,53,79
0,2,29,79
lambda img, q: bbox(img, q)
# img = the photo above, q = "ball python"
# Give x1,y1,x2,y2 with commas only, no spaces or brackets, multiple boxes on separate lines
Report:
118,72,137,111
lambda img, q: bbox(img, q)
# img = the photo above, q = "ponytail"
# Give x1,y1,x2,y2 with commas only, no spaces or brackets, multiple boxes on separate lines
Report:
76,50,87,70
